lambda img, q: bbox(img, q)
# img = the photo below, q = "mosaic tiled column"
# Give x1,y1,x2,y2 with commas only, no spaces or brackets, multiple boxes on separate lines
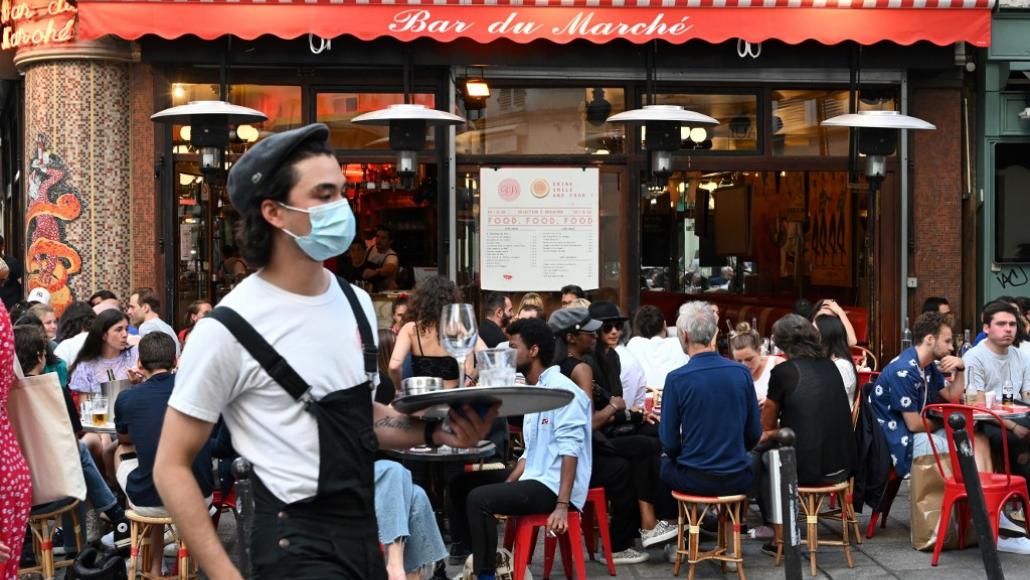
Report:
15,38,136,316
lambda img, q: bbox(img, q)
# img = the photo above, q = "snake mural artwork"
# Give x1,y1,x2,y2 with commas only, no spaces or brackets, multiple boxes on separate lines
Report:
25,134,83,317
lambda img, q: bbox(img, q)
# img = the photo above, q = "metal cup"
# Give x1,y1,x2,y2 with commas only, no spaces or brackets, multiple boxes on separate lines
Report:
99,379,132,425
402,376,444,397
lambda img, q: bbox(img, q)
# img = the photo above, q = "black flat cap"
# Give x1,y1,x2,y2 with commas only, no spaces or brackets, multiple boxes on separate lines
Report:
227,123,330,212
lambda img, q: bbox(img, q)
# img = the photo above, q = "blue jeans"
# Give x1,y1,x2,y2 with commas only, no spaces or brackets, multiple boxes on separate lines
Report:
374,460,447,573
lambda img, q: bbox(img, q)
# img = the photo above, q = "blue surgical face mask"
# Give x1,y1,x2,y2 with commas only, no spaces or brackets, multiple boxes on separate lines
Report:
278,198,356,261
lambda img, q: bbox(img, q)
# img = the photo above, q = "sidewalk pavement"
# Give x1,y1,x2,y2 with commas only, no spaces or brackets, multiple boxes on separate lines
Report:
438,480,1018,579
196,478,1018,579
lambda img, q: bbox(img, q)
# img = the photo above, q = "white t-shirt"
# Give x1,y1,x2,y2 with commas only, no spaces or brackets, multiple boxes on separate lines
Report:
753,355,784,401
833,356,858,407
169,269,379,504
139,316,182,357
614,345,647,408
624,336,689,390
55,332,88,367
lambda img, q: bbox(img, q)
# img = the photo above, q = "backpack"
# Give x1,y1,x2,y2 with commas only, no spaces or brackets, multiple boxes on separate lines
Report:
66,542,128,580
459,548,533,580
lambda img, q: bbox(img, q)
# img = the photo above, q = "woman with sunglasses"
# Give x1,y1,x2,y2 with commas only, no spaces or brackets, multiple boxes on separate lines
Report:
589,301,677,550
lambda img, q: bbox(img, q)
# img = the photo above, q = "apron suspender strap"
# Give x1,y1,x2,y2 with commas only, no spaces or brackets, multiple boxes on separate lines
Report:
208,307,312,402
335,276,378,380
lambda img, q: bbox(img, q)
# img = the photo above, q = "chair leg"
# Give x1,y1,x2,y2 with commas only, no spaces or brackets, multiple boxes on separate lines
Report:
129,520,141,579
40,518,56,580
932,498,955,567
543,533,557,580
718,508,728,574
957,502,969,550
582,503,596,560
557,531,573,580
731,501,746,580
512,522,534,580
839,491,854,569
179,540,191,580
568,515,587,580
805,495,819,577
673,500,685,577
687,504,701,580
846,482,862,545
773,524,783,567
593,496,616,576
502,518,516,551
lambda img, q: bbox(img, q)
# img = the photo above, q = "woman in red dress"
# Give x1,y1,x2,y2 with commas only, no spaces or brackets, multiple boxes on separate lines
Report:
0,306,31,579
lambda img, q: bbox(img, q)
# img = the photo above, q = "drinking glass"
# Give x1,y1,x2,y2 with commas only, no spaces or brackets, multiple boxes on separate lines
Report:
440,303,478,389
92,397,109,426
475,348,517,387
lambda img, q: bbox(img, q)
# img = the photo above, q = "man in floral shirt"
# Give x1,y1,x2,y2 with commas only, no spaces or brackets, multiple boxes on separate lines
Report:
870,312,965,477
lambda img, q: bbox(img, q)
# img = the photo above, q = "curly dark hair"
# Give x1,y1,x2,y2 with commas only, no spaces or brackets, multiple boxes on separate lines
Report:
234,137,335,268
59,301,97,340
772,314,824,360
409,275,459,333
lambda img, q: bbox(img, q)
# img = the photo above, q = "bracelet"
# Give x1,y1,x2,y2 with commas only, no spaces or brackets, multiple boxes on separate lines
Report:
607,403,619,413
424,421,440,447
555,500,570,507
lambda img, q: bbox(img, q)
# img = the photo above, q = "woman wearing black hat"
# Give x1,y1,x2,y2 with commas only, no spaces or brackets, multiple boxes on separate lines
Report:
589,301,677,550
548,307,650,565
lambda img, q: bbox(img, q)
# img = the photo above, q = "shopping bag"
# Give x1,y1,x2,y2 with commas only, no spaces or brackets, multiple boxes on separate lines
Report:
8,364,87,505
461,548,532,580
910,454,977,551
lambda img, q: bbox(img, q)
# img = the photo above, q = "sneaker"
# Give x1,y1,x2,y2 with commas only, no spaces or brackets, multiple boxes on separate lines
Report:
101,519,132,551
749,525,775,541
611,547,649,565
761,542,778,557
1001,512,1027,535
998,536,1030,555
640,520,678,548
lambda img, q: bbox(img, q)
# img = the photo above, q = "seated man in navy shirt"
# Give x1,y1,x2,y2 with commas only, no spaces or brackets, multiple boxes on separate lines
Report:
114,332,213,577
659,301,761,496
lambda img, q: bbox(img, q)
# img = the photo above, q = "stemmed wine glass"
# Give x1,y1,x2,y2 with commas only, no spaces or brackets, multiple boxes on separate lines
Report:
440,303,478,390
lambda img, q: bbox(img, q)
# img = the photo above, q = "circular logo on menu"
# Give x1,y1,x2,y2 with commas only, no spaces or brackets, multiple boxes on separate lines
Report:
531,178,550,198
498,178,520,202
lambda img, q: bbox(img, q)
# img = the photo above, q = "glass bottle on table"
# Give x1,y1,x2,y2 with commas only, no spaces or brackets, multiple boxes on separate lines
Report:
1003,380,1015,406
964,381,978,406
901,317,913,351
960,329,972,356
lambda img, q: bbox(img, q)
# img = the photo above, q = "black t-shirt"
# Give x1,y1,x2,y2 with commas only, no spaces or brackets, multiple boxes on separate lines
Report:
479,319,507,349
0,254,23,310
767,358,857,486
115,372,214,506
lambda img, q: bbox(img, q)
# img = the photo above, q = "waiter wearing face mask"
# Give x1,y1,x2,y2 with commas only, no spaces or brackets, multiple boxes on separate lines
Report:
154,124,498,579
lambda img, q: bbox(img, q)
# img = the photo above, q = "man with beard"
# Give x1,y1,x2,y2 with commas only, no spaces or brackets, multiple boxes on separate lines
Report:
870,312,965,479
453,317,591,579
479,292,512,348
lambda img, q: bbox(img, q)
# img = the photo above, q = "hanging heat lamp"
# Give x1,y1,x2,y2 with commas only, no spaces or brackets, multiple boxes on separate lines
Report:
351,104,464,189
606,42,718,183
152,100,267,174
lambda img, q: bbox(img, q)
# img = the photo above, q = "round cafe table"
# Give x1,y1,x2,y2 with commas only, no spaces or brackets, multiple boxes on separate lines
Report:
81,423,117,435
925,401,1030,422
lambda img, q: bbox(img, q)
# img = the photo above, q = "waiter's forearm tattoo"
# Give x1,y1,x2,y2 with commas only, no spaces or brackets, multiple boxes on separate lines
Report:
374,415,417,432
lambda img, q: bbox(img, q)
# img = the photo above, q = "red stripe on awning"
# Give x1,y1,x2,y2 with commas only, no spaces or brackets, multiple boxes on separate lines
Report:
76,1,993,46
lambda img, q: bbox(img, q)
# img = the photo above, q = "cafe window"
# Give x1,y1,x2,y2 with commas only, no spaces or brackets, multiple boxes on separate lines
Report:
643,170,857,295
315,93,436,150
456,87,627,156
772,89,896,156
169,83,302,322
994,142,1030,262
650,93,760,152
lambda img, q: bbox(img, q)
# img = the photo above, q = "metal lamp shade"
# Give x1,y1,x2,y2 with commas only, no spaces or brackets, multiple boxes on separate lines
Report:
351,104,465,126
606,105,719,127
150,100,268,125
821,110,935,130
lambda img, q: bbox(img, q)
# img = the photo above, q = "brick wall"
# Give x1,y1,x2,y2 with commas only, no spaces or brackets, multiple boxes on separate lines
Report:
911,88,963,319
129,63,159,295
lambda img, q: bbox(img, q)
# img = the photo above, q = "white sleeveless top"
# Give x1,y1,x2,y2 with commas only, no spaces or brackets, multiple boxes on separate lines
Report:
754,355,784,401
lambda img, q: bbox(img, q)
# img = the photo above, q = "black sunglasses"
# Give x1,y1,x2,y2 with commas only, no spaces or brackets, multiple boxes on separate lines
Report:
601,322,621,333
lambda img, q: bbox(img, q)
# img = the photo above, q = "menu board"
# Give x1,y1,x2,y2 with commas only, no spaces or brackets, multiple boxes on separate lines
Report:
480,167,599,292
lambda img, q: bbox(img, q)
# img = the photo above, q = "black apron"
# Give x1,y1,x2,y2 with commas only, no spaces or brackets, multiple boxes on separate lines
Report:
209,276,385,579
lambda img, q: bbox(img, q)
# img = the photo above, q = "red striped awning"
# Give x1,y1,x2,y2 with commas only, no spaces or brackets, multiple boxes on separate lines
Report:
76,0,995,47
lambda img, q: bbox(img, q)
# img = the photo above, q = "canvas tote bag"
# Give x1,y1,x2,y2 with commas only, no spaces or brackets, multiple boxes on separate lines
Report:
8,354,87,504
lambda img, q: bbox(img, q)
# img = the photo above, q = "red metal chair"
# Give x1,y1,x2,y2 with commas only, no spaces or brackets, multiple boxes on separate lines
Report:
921,403,1030,566
502,510,587,580
865,467,903,539
576,488,616,576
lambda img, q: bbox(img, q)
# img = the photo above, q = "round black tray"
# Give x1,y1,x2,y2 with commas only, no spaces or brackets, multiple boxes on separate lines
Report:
392,386,574,418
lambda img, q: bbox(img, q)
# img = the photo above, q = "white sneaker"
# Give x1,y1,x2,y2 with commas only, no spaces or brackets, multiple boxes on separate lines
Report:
641,520,679,547
611,547,650,564
1001,512,1027,535
997,536,1030,555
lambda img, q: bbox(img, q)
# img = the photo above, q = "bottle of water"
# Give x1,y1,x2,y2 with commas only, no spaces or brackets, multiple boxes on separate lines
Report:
960,329,972,356
1003,380,1015,405
901,317,913,350
965,381,978,406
